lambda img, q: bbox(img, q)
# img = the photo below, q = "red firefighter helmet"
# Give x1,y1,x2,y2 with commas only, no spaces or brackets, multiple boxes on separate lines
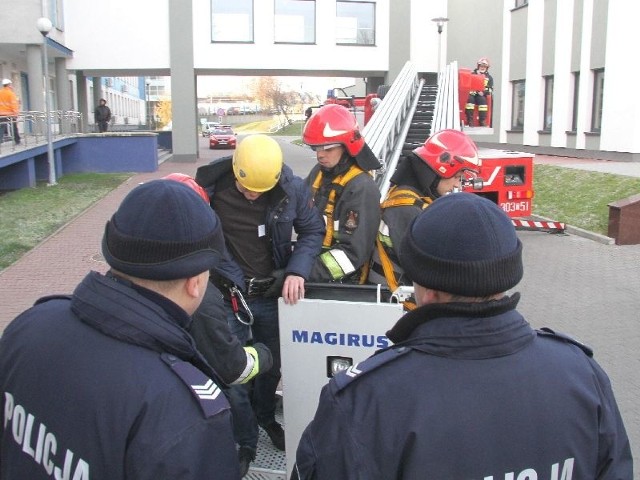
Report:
162,173,210,203
303,104,364,157
477,57,490,68
413,129,481,179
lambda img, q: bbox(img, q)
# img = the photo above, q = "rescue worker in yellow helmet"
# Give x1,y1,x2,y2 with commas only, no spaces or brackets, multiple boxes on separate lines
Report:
303,104,382,283
195,134,324,476
465,57,494,127
366,129,482,307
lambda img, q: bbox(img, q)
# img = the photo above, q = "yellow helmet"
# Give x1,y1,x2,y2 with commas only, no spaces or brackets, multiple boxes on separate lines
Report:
233,134,283,192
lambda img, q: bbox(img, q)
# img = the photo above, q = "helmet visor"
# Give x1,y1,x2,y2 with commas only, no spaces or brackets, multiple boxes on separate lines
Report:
310,143,342,152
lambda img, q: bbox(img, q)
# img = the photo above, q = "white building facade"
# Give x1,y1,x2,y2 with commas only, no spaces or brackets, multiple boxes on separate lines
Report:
0,0,637,161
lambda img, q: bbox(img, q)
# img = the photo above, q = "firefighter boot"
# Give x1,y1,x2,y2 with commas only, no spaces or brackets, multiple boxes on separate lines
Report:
466,111,474,127
478,112,487,127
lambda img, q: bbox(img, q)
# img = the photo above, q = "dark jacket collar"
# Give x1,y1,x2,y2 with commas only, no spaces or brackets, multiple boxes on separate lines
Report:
386,293,535,359
71,271,217,378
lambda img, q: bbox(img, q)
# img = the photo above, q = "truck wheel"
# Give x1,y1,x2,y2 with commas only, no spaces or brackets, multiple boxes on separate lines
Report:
377,85,390,99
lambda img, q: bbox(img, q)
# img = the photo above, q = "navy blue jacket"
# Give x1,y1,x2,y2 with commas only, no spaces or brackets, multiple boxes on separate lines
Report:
295,294,632,480
196,157,325,286
0,272,240,479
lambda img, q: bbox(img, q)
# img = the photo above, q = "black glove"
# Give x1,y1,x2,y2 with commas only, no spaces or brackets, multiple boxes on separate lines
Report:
264,269,286,298
250,342,274,374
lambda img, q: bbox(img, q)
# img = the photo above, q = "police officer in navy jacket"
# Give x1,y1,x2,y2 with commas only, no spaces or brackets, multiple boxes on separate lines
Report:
0,180,241,479
294,193,632,480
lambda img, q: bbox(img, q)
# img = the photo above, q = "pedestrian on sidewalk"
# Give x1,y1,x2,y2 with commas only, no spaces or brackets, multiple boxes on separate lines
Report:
94,98,111,132
0,78,21,144
0,180,240,479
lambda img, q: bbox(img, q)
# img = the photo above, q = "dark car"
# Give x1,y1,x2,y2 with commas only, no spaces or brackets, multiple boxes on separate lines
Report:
209,125,237,149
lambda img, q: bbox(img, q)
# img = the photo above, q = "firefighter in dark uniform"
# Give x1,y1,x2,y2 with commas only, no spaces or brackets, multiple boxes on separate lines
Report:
294,193,632,480
162,173,273,387
367,129,481,308
196,134,324,476
303,104,382,283
0,180,240,479
465,57,494,127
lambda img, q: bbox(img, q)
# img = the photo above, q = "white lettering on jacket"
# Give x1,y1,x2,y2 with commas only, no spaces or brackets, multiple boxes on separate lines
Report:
482,458,574,480
4,392,90,480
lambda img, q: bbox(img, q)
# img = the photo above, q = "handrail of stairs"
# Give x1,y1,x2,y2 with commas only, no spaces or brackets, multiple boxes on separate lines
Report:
431,61,462,132
362,61,423,197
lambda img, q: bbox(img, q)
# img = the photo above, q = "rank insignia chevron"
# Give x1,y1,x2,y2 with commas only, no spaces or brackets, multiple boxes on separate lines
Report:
192,379,222,400
345,365,362,377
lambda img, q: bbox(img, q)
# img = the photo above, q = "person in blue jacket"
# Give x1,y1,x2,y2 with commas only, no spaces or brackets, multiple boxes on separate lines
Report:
196,134,325,476
0,179,241,479
294,192,633,480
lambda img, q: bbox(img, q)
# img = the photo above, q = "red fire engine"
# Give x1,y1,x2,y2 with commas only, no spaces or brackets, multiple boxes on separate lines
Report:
468,148,534,218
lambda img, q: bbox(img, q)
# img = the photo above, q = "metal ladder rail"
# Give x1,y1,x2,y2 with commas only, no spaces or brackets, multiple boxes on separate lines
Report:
363,62,422,177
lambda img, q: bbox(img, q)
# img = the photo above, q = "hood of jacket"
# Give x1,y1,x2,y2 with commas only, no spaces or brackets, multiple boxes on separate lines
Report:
71,271,219,379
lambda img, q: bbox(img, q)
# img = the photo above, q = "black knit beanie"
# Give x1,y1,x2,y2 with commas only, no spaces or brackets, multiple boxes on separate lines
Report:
102,180,224,280
399,192,523,297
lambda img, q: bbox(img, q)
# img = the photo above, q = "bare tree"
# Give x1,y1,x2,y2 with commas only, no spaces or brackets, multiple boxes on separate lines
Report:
250,77,306,125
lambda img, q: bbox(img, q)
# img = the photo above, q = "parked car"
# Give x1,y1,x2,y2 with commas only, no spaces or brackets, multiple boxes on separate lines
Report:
209,125,237,149
201,121,220,137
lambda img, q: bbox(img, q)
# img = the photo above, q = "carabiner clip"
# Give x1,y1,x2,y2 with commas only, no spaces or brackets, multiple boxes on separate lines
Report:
229,285,254,326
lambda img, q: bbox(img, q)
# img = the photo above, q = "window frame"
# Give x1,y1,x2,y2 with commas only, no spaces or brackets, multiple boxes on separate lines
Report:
571,72,580,132
543,75,554,131
511,80,526,131
274,0,316,45
591,69,604,132
211,0,254,44
336,0,376,46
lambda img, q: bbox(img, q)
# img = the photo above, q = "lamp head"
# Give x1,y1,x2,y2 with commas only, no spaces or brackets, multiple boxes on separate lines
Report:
36,17,53,36
431,16,449,34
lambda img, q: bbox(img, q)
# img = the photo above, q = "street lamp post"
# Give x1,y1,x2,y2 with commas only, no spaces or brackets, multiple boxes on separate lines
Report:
431,17,449,83
145,81,151,130
36,17,56,186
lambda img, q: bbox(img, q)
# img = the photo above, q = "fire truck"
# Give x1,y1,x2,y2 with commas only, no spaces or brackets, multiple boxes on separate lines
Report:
253,61,562,479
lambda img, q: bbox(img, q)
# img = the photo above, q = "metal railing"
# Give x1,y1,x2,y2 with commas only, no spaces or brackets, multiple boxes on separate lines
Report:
431,61,461,133
0,110,83,153
362,61,424,199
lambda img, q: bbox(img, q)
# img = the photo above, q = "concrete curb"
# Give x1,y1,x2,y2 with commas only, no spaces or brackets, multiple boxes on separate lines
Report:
530,215,615,245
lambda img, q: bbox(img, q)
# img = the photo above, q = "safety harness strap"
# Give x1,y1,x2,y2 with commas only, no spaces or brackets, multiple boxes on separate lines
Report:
369,187,430,308
312,165,367,248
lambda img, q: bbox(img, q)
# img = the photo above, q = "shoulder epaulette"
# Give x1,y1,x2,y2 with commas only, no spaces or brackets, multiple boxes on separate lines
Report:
333,347,411,392
34,294,72,306
536,327,593,357
161,353,230,417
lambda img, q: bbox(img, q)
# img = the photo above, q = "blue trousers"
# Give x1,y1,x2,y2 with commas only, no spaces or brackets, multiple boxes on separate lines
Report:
224,295,281,450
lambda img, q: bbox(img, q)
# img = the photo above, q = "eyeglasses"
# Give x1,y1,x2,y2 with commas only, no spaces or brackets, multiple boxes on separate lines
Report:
309,143,342,152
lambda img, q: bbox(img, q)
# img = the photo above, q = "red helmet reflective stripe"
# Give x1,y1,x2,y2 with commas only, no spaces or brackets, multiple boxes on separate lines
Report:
412,129,481,179
303,104,364,157
162,173,210,203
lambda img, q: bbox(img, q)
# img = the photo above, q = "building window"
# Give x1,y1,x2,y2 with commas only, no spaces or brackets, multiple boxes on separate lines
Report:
211,0,253,43
511,80,526,130
275,0,315,44
591,69,604,132
571,72,579,132
515,0,528,7
336,1,375,45
49,0,64,30
543,76,553,131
